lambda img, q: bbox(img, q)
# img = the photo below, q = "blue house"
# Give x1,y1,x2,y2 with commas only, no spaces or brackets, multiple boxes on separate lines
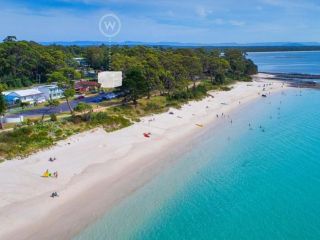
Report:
4,89,45,105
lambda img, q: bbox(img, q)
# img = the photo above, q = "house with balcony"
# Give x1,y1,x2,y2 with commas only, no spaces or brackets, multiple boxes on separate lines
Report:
37,85,64,100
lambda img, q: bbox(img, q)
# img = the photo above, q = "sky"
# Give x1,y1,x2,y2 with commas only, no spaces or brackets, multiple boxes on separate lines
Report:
0,0,319,43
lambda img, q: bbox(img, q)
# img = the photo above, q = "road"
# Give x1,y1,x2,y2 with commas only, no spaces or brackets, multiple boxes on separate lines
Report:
7,93,112,117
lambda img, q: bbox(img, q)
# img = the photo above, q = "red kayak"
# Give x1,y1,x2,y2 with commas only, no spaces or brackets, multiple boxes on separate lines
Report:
143,133,151,138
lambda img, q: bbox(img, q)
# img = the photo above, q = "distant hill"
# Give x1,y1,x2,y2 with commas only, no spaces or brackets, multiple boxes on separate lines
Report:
41,41,320,47
40,41,320,52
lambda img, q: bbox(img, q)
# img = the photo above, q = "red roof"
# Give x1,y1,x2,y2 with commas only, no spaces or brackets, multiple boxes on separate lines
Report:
75,80,101,88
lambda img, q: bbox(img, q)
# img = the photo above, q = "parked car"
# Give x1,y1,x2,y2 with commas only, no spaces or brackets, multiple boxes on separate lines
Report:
76,95,85,100
114,91,126,97
102,93,117,100
92,97,103,103
36,98,46,104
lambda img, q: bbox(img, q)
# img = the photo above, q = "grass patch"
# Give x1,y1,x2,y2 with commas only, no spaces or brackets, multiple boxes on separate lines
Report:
0,110,132,160
0,121,73,159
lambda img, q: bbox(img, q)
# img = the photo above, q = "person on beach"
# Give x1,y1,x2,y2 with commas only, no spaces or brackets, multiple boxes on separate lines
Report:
51,192,59,198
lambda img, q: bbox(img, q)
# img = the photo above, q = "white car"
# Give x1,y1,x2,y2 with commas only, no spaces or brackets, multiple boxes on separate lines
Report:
36,98,46,104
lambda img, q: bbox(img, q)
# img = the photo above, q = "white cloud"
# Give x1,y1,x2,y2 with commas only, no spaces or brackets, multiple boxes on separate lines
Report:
261,0,320,10
0,0,319,43
195,6,212,18
212,18,225,25
229,20,246,26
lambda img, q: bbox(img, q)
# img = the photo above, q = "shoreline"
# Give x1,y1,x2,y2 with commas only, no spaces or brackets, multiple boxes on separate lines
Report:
0,74,289,240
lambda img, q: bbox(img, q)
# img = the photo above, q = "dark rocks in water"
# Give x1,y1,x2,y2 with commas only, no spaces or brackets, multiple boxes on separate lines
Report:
261,72,320,89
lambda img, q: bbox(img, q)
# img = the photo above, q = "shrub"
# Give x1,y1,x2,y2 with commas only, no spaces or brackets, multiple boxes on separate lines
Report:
70,115,83,124
50,113,58,122
90,112,109,125
144,102,160,112
74,102,92,113
220,86,232,91
90,112,131,131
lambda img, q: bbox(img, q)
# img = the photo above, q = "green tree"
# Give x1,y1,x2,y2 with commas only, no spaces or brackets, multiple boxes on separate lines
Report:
3,36,17,42
111,53,141,72
59,67,81,80
182,55,202,88
208,58,230,84
49,71,75,114
160,53,188,94
0,85,6,129
224,49,246,79
0,39,69,87
74,102,93,121
86,47,106,70
48,71,67,83
122,67,148,106
245,59,258,75
42,99,60,121
142,53,162,98
74,102,93,113
63,88,76,114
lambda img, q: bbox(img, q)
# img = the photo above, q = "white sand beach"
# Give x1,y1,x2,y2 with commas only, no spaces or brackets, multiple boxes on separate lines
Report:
0,74,288,240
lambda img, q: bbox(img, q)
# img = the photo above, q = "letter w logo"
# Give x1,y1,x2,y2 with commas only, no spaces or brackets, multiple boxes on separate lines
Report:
104,21,116,32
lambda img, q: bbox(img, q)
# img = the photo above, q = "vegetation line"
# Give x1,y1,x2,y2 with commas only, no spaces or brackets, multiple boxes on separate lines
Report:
0,37,257,160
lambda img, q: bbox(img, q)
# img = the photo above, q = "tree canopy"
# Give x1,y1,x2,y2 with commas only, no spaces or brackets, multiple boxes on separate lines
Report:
0,37,258,103
0,37,70,88
0,84,6,116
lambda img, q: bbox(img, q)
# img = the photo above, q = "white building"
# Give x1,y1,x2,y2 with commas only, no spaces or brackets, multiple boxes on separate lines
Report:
98,71,122,88
73,57,87,67
4,89,46,105
37,85,64,100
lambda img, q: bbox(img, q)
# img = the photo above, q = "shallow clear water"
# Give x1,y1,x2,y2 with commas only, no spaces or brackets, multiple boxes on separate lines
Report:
75,89,320,240
247,51,320,76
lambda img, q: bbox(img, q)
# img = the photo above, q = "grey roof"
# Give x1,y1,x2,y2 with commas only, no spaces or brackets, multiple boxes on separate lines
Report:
8,89,43,97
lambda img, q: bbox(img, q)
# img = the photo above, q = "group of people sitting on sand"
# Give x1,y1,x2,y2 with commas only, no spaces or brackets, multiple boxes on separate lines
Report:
44,157,60,198
42,169,58,178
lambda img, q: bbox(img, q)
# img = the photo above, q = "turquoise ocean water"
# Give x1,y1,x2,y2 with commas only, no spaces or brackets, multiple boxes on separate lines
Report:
75,88,320,240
